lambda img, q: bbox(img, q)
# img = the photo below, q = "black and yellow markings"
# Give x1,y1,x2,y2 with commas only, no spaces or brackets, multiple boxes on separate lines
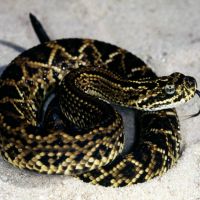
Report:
0,39,184,187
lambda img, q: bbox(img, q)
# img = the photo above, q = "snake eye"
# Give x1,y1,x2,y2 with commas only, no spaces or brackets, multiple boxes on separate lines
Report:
165,84,175,95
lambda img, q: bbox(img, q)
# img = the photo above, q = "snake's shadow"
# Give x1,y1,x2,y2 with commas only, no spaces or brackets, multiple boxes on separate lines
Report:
0,40,26,53
0,39,26,74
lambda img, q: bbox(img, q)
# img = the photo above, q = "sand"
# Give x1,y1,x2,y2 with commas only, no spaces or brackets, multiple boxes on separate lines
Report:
0,0,200,199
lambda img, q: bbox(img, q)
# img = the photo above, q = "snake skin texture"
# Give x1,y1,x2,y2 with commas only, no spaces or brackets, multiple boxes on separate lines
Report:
0,38,183,187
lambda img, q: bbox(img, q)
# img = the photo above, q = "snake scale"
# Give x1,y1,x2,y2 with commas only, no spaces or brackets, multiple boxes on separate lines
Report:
0,14,199,187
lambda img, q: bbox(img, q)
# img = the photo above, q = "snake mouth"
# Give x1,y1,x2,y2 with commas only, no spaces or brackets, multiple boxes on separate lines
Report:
189,90,200,118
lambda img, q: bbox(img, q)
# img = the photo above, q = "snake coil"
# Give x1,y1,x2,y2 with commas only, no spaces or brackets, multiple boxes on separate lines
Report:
0,14,198,187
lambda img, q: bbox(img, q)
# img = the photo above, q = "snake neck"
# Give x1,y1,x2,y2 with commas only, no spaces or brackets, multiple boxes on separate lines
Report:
60,67,197,113
59,67,160,113
74,70,145,108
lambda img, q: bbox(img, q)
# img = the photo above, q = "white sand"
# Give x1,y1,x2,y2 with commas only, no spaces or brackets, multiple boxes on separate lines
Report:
0,0,200,199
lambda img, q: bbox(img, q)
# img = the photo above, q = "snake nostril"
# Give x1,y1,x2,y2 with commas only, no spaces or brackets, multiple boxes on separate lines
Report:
184,76,196,87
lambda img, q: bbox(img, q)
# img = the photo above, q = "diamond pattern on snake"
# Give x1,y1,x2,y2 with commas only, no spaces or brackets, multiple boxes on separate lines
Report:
0,14,199,187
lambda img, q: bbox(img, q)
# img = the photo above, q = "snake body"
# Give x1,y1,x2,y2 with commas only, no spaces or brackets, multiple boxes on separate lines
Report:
0,15,198,187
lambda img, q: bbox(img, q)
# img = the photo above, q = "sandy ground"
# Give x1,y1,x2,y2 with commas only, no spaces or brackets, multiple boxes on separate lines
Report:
0,0,200,199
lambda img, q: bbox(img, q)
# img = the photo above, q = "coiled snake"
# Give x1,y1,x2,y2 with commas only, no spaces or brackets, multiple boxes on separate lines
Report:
0,14,199,187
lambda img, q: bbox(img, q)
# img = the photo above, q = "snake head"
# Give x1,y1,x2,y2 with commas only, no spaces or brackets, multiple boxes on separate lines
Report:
134,72,198,111
167,72,197,101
